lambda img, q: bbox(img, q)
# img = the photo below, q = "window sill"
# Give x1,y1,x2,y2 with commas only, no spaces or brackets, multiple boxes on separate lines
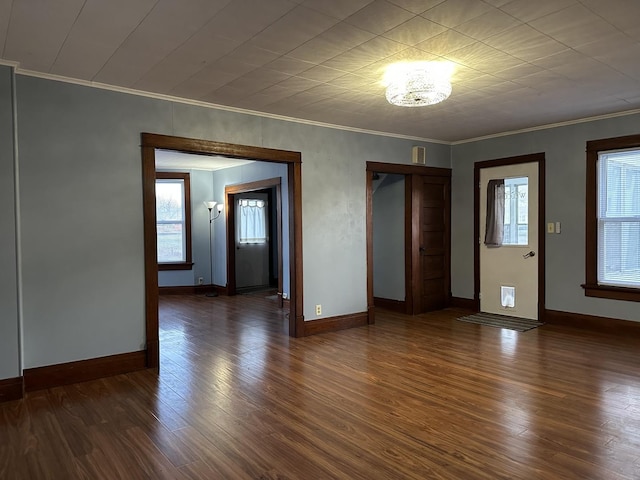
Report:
158,262,194,271
582,283,640,302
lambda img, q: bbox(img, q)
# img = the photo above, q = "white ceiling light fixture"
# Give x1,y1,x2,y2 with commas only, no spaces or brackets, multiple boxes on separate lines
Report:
383,61,454,107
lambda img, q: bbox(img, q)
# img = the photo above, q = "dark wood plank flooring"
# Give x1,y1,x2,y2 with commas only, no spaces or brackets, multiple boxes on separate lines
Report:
1,292,640,479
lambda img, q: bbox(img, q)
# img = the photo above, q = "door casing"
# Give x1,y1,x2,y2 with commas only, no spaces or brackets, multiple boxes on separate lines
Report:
366,161,452,323
473,153,546,320
141,133,303,370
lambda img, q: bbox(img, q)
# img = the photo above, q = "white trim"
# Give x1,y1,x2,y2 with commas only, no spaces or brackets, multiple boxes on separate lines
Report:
0,59,20,68
16,68,450,145
452,108,640,145
12,66,640,146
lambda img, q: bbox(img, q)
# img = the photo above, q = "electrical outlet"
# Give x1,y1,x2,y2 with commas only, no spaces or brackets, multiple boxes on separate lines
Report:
315,304,322,315
198,277,204,285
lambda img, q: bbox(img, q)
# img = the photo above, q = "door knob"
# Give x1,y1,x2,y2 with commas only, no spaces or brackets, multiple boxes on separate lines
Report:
523,251,535,259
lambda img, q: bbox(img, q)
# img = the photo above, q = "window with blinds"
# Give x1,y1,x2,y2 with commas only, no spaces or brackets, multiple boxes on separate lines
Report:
597,149,640,288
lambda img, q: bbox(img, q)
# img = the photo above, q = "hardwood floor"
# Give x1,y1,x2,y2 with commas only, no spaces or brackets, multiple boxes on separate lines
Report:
2,292,640,479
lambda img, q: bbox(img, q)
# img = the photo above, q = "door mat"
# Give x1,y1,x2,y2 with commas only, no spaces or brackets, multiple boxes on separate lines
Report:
457,312,544,332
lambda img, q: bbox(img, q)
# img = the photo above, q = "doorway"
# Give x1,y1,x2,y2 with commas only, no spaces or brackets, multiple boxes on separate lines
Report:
141,133,303,369
366,161,451,322
226,178,283,306
474,153,546,320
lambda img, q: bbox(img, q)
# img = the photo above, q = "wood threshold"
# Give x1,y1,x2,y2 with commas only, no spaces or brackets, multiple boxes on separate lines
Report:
450,296,479,311
302,312,368,336
23,351,147,392
373,297,407,314
159,285,226,296
0,376,23,403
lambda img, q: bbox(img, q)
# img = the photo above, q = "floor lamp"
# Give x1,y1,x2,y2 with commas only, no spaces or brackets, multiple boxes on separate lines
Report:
204,201,223,297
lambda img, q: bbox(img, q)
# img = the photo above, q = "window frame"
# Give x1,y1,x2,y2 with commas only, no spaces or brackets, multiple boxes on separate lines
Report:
156,172,193,271
584,134,640,302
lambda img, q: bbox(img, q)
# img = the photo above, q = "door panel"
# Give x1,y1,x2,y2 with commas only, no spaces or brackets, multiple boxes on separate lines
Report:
235,192,270,290
418,176,451,312
479,162,538,320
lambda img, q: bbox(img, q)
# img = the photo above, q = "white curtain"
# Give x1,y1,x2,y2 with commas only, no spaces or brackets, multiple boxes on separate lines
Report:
238,199,266,243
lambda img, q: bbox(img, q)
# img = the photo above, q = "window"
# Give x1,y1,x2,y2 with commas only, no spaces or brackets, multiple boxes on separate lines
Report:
584,135,640,301
503,177,528,246
238,199,267,244
156,172,193,270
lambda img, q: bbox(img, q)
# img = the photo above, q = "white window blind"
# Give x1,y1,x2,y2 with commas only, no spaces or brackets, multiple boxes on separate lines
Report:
238,199,266,244
597,149,640,288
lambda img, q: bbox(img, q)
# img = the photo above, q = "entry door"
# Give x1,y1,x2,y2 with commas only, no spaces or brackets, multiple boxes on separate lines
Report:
479,162,538,319
235,192,270,290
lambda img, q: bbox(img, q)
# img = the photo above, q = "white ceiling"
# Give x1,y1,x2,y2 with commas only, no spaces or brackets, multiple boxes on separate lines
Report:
155,149,255,170
2,0,640,143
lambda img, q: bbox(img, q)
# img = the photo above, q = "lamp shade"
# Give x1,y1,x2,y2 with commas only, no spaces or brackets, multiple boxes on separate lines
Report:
204,201,217,210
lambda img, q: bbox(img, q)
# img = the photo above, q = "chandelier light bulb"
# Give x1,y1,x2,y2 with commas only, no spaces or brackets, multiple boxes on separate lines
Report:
383,61,453,107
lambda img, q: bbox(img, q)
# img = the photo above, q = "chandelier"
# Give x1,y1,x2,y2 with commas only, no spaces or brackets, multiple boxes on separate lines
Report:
383,61,453,107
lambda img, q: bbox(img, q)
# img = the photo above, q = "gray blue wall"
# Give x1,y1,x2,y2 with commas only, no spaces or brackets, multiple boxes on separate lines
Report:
452,113,640,322
3,66,638,381
5,71,447,374
373,174,405,301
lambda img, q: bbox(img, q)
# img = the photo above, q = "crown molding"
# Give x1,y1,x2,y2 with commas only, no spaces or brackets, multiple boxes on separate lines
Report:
11,66,640,147
451,108,640,145
15,68,449,145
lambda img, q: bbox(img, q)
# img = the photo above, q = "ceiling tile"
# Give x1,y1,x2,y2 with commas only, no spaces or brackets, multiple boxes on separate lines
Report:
453,9,521,40
4,0,85,71
484,24,567,62
421,0,494,28
529,4,620,49
169,73,239,99
568,0,640,31
386,0,446,14
133,35,243,93
248,5,339,55
93,0,231,86
0,0,16,55
499,0,577,23
383,16,446,46
264,56,315,75
300,0,374,20
287,22,375,63
297,65,346,82
416,30,475,55
323,37,406,72
344,0,415,35
197,0,298,43
50,0,157,80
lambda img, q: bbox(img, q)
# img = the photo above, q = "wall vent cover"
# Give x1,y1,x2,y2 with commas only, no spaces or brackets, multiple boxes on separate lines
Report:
412,146,426,165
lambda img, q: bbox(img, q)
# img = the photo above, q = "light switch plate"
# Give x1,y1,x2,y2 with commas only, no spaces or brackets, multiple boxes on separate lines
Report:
547,222,555,233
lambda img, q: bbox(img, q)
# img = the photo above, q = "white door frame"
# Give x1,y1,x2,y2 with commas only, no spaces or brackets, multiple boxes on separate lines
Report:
473,153,546,320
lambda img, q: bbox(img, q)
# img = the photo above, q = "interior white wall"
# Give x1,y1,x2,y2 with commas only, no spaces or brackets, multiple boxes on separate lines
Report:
12,74,449,371
373,174,405,301
0,65,20,379
451,112,640,322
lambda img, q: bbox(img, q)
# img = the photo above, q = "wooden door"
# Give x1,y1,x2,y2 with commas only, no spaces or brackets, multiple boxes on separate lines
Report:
413,174,451,313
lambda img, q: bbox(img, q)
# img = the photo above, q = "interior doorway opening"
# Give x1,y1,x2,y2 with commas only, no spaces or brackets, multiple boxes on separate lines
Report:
141,133,304,369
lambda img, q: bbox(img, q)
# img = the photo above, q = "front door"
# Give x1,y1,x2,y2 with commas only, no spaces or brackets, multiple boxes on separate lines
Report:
479,162,539,320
